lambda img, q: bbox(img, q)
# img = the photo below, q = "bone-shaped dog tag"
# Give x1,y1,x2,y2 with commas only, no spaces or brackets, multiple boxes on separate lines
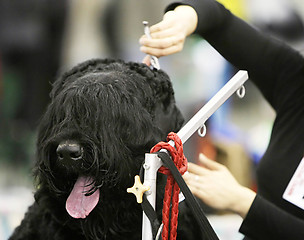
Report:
127,175,150,203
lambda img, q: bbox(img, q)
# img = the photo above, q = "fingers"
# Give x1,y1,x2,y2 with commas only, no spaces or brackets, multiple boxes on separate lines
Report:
139,11,186,58
198,153,224,171
140,24,178,42
187,162,210,176
139,34,184,57
184,171,198,182
140,12,179,42
183,172,203,193
183,172,208,202
140,44,183,58
149,10,176,34
187,184,206,200
185,154,224,176
150,27,182,40
184,172,202,187
139,6,197,58
142,55,151,66
139,38,176,50
140,34,183,48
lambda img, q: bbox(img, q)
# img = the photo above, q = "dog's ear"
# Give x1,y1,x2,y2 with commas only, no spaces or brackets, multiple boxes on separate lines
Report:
126,61,185,133
154,100,184,134
143,65,184,133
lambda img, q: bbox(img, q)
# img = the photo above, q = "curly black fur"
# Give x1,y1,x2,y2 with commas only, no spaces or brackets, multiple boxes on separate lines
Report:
9,58,204,240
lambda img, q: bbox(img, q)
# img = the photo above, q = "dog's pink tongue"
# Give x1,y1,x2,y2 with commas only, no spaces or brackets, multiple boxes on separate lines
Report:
66,176,100,219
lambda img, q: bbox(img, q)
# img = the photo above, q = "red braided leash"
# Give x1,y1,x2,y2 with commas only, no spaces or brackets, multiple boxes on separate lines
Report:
150,132,188,240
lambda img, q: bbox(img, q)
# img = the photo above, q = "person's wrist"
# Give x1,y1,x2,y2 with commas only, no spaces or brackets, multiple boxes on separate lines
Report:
231,186,256,218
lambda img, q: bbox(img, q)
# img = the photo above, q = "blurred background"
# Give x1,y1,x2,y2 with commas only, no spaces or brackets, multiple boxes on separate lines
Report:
1,0,304,239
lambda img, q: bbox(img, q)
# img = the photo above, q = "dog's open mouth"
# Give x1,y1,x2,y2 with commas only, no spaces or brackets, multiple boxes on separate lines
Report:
66,176,100,219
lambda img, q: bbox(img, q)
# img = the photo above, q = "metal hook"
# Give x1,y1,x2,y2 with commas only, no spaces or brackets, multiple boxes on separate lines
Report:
197,124,207,138
237,85,245,98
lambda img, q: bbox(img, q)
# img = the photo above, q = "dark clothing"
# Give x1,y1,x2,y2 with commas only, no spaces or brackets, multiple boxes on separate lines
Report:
167,0,304,239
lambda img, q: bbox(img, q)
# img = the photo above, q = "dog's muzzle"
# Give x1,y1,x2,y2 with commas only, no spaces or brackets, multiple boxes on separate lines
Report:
56,140,83,163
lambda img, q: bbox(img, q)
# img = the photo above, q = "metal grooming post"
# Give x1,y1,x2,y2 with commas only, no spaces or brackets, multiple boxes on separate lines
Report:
177,70,248,143
141,70,248,240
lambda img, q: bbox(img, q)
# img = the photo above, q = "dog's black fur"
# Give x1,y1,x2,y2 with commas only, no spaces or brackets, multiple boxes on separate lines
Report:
10,58,204,239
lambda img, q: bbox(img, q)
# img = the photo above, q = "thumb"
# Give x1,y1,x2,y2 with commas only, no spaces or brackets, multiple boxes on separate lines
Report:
198,153,223,170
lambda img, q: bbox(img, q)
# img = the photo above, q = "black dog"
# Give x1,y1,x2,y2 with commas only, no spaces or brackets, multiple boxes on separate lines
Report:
10,58,205,239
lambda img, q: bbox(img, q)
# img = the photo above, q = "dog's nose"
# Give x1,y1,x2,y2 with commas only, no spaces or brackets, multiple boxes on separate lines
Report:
56,141,83,162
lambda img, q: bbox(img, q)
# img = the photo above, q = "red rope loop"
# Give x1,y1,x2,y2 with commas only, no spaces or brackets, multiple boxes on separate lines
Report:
150,132,188,240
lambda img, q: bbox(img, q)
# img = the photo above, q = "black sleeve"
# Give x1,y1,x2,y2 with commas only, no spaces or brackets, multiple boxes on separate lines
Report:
166,0,304,113
165,1,304,239
240,195,304,240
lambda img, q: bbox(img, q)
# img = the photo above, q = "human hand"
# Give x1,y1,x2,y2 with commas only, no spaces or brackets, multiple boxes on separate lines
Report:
142,55,152,67
139,5,198,58
183,154,256,218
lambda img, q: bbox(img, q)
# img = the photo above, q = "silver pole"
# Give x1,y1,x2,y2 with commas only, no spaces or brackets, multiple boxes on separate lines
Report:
142,70,249,240
177,70,248,143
